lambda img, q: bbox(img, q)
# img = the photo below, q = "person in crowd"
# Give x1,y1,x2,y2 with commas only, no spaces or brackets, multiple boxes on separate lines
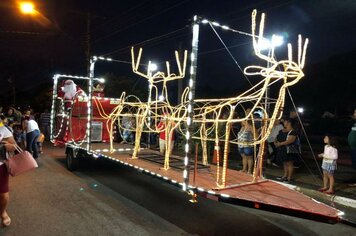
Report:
348,108,356,187
39,109,51,141
157,115,175,155
318,135,338,194
19,109,32,149
23,116,40,159
0,115,10,132
121,116,134,144
238,119,257,174
13,125,22,146
266,119,284,167
4,108,15,124
275,118,300,183
6,120,14,134
0,119,17,227
289,110,303,168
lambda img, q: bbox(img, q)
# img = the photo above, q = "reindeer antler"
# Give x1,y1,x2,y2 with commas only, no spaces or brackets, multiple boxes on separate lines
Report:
251,10,277,65
131,47,188,83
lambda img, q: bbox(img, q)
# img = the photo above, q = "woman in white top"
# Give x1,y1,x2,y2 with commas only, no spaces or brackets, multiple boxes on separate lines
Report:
24,117,40,159
318,135,338,194
0,122,17,227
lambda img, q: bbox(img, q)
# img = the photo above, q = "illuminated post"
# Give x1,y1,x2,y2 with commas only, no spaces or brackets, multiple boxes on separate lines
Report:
147,62,157,149
258,34,284,113
182,15,200,191
87,57,97,151
50,74,59,142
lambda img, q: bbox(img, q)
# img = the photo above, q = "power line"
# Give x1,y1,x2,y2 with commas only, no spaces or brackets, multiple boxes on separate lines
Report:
93,0,191,43
101,25,189,57
208,22,255,88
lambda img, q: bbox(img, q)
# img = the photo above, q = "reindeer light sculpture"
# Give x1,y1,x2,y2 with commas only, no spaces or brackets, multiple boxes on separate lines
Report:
174,9,309,188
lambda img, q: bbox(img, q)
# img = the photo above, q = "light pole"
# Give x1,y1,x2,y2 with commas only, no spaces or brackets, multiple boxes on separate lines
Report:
257,34,284,113
147,62,157,149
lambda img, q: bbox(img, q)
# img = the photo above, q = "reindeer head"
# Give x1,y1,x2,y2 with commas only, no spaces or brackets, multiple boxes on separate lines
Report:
246,10,309,87
131,47,187,85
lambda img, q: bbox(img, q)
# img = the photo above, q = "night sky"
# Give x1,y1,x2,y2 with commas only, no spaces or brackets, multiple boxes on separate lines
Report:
0,0,355,112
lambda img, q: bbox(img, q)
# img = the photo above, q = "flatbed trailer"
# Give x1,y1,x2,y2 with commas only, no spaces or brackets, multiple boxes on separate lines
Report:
64,142,342,223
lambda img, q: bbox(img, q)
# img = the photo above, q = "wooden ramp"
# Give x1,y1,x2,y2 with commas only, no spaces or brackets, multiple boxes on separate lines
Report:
76,143,341,223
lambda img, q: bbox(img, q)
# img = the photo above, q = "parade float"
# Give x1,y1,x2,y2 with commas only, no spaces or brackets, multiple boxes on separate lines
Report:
50,10,342,223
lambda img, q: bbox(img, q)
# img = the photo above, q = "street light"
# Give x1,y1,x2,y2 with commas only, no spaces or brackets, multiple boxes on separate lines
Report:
148,62,158,74
257,34,284,114
19,2,37,15
257,34,284,51
147,61,158,149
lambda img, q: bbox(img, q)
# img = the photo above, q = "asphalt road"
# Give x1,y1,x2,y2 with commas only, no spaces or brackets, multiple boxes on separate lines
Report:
1,144,355,236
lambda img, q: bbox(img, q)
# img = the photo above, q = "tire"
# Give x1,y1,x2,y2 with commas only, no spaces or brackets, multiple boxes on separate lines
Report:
66,148,79,171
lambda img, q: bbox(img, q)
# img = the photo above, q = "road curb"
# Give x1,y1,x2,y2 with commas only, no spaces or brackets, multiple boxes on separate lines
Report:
278,182,356,209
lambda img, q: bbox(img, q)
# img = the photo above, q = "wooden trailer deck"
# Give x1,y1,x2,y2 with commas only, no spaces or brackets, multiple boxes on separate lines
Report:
71,142,342,223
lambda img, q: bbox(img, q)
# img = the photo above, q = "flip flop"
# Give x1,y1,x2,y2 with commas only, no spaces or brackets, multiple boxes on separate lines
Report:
317,188,327,192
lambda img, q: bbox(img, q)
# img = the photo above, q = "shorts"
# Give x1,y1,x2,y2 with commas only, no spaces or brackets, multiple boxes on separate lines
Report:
238,147,254,156
283,153,298,162
322,161,337,175
0,164,9,193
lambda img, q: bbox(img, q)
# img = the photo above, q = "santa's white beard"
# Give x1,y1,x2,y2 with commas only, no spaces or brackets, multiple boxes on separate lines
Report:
62,83,77,100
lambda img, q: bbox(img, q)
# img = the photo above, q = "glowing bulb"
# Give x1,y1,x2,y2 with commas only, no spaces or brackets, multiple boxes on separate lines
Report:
148,63,158,72
271,35,284,47
19,2,35,15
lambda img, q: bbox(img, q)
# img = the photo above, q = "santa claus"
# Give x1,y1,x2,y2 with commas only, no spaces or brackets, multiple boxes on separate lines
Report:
59,80,86,110
59,80,87,100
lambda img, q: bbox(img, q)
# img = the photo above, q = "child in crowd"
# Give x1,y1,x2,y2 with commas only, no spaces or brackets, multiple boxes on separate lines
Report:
318,135,338,194
37,133,45,154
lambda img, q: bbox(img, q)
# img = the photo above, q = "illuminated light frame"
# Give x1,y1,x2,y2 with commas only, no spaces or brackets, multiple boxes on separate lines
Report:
50,73,106,144
87,56,113,151
182,15,200,192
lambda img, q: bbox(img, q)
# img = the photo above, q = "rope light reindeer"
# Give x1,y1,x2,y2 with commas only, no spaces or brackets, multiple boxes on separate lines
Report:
174,9,309,188
95,10,308,188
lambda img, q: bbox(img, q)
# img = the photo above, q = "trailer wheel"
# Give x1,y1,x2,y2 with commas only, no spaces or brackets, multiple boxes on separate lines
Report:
66,149,78,171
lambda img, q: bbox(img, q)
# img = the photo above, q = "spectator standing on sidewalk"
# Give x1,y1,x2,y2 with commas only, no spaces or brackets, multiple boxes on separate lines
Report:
318,135,338,194
23,116,40,159
267,119,284,167
0,122,17,227
275,118,300,183
348,108,356,186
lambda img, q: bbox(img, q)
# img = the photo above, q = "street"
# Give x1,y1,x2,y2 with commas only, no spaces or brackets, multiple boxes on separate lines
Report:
1,143,355,236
